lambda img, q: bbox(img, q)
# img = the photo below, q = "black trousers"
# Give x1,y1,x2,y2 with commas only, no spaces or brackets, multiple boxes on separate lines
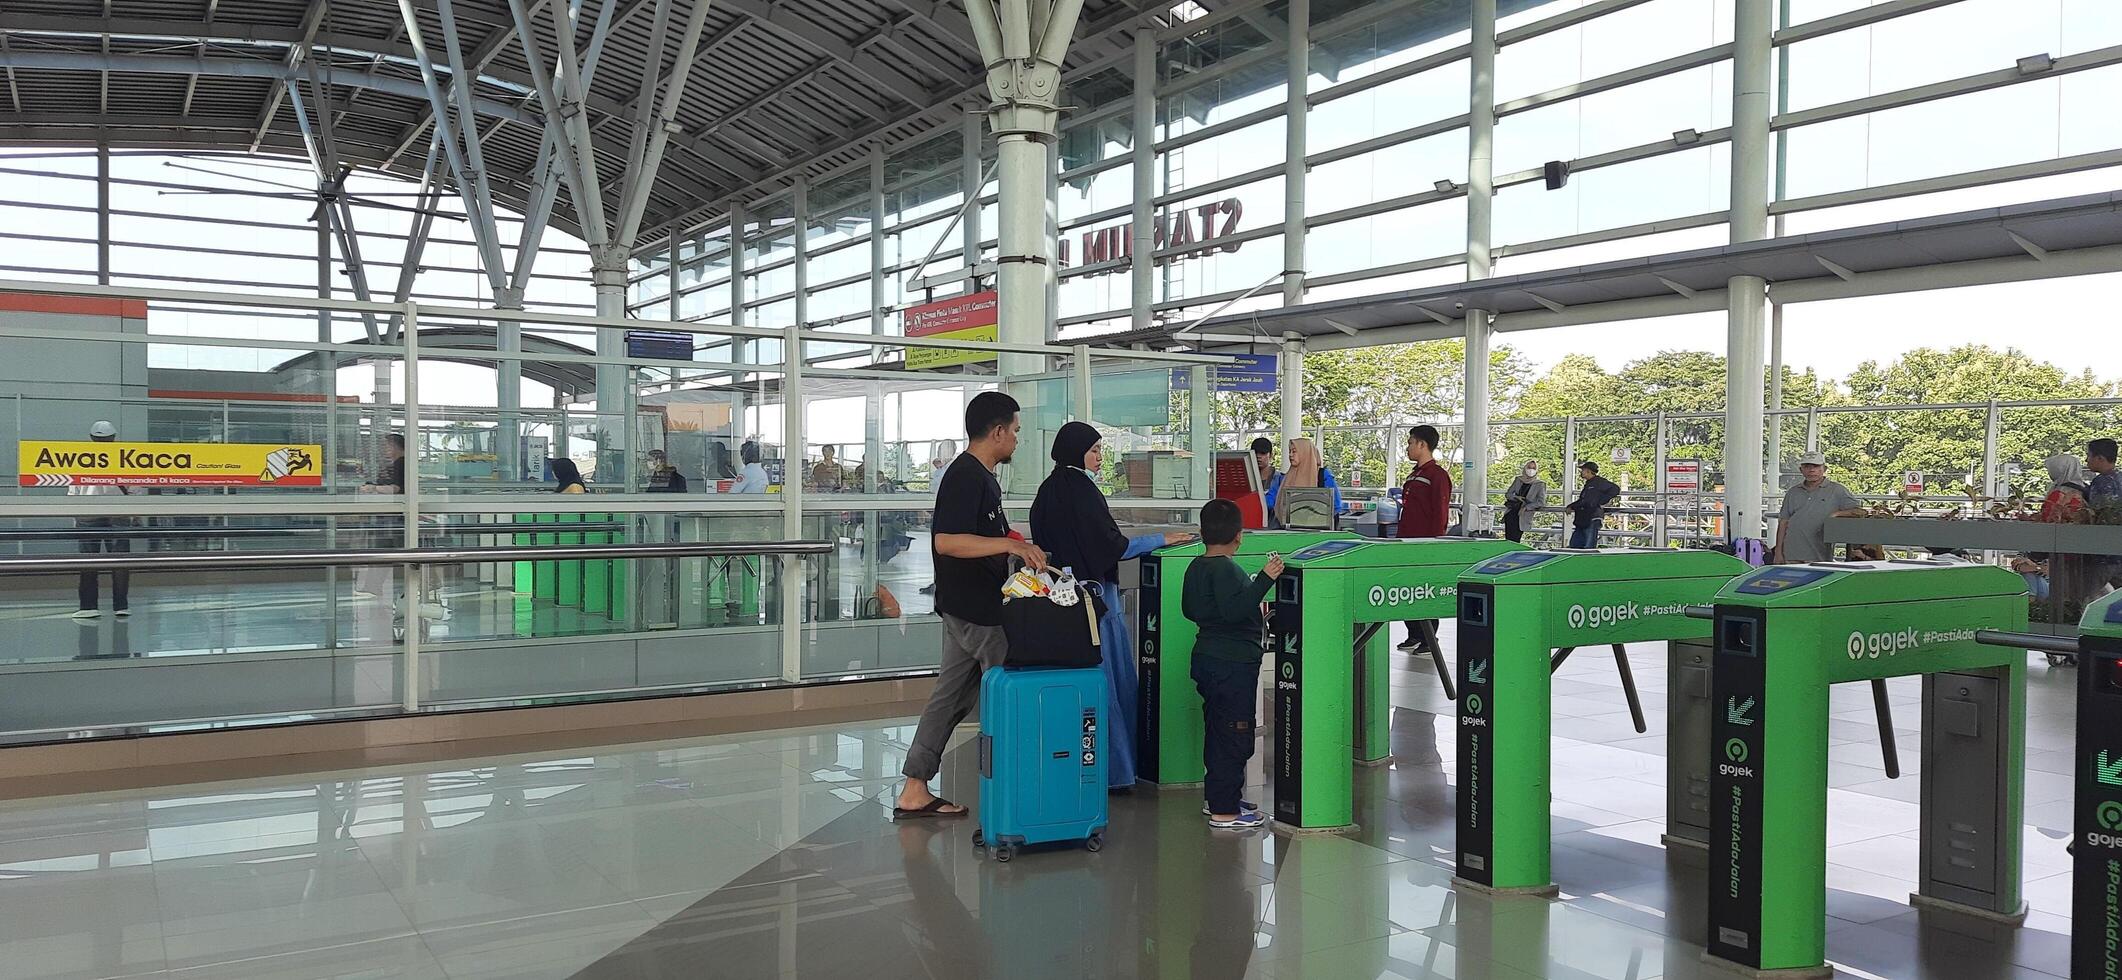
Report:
76,519,131,612
1191,656,1259,816
1502,505,1524,542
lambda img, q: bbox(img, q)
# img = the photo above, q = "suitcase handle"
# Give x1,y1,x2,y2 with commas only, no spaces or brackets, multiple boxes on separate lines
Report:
977,734,992,778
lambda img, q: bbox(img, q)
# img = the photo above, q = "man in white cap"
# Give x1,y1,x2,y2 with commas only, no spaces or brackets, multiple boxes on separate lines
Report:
69,420,135,619
1774,451,1865,564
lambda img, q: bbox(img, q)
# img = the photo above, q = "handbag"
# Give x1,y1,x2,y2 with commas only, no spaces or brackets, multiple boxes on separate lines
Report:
999,581,1104,668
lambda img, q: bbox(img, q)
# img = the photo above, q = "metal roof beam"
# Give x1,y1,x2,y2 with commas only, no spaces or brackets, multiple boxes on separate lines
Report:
0,49,541,125
435,0,512,294
247,0,327,152
616,0,713,246
398,0,514,286
718,0,933,106
381,0,550,168
884,0,980,53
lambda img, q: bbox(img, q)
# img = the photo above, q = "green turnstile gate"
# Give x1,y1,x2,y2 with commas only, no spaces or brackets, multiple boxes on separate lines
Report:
1269,536,1525,833
1976,591,2122,980
1708,559,2029,976
1452,548,1751,895
1136,530,1357,787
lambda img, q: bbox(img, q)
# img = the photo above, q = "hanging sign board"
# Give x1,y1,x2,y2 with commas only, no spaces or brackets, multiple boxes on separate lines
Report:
1170,353,1277,393
903,291,998,370
19,441,323,488
625,330,695,360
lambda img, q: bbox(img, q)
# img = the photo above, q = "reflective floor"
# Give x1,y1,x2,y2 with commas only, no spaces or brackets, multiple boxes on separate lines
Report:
0,627,2081,979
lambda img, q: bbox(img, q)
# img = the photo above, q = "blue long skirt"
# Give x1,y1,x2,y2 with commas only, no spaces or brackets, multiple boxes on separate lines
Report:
1094,576,1139,788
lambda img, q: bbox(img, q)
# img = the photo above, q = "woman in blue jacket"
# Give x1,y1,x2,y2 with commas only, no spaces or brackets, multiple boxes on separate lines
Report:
1267,437,1345,527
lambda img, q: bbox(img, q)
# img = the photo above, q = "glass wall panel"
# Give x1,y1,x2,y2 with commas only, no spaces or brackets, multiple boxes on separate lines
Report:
1308,61,1471,155
1780,69,2122,201
1494,144,1729,246
1788,0,2122,114
1495,63,1731,175
1309,130,1469,216
1308,197,1469,278
1497,0,1726,103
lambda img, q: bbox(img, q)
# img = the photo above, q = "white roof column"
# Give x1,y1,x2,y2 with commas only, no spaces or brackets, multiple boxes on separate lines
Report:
1281,0,1310,454
1461,0,1497,534
1724,0,1774,552
965,0,1086,378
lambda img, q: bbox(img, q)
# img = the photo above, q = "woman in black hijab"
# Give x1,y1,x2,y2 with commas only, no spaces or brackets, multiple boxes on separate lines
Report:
1031,420,1192,789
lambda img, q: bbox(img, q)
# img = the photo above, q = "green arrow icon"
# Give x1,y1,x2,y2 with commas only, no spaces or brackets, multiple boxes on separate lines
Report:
1469,659,1488,684
2099,749,2122,787
1726,696,1756,727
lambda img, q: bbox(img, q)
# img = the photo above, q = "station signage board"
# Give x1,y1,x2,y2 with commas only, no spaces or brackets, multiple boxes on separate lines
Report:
19,441,324,488
902,291,998,371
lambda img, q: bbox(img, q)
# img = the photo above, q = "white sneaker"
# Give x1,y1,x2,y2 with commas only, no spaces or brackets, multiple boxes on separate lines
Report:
1202,799,1261,816
113,609,131,618
71,609,100,619
1207,810,1267,831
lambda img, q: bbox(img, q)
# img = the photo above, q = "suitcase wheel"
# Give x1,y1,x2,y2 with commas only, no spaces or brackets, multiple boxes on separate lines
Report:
1084,833,1104,853
971,829,985,848
994,844,1015,863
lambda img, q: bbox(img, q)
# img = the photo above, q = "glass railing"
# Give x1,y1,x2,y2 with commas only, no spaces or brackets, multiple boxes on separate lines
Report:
0,278,1231,744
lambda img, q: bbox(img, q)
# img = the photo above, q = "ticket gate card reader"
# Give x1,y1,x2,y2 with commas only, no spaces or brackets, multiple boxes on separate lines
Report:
1269,536,1526,832
1137,530,1358,786
1975,591,2122,980
1707,560,2028,977
1452,547,1752,895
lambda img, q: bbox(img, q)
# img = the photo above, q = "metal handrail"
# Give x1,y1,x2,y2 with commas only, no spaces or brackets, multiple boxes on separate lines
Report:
1974,629,2082,655
0,522,634,541
0,540,832,575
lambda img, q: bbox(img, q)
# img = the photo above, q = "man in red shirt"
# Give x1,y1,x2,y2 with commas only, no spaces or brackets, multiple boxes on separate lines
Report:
1398,425,1452,651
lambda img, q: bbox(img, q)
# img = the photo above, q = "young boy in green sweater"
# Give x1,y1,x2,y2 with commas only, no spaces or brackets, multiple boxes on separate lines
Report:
1181,498,1285,830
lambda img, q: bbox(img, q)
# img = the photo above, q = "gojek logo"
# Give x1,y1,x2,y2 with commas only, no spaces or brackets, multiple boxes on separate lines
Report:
1844,626,1979,659
2089,800,2122,849
1568,601,1690,630
1461,693,1488,728
1720,737,1755,777
1369,583,1454,607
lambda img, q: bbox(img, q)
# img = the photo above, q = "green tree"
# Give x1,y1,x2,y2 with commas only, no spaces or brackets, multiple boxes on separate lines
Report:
1826,345,2117,498
1501,351,1833,497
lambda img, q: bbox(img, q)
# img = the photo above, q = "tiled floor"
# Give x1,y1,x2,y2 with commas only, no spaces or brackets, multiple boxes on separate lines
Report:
0,624,2083,979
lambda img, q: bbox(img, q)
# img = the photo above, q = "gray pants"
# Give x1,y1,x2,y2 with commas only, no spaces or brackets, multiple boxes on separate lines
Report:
902,612,1008,782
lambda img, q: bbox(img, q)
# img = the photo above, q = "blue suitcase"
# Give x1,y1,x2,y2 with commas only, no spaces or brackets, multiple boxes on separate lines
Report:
973,665,1108,861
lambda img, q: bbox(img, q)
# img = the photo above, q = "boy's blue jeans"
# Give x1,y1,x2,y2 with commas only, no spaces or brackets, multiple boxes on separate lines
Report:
1191,656,1259,817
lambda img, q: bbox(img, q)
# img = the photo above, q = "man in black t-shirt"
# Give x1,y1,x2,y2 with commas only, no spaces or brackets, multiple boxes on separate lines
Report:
893,391,1047,820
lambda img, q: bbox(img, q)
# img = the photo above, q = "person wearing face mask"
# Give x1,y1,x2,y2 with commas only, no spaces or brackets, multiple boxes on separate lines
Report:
1502,461,1547,544
1032,420,1195,790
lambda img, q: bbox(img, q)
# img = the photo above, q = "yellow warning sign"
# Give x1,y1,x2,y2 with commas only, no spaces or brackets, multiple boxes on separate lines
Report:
19,441,323,488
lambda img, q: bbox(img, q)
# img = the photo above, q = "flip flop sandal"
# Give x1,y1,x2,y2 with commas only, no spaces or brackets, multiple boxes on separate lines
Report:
892,797,968,820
